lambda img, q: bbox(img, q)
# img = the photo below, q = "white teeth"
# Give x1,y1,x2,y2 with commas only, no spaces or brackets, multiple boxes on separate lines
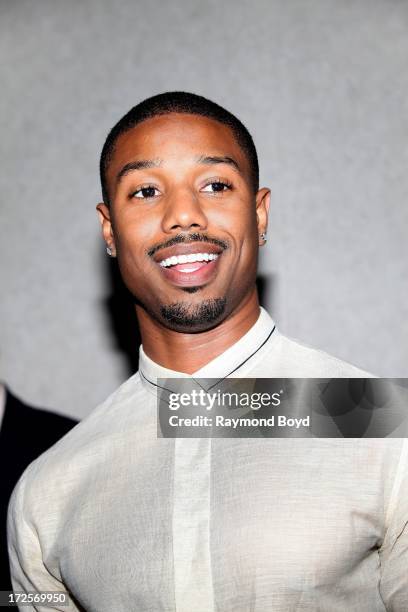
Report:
159,252,219,268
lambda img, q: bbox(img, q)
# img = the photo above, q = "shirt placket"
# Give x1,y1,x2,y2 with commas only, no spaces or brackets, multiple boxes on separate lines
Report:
172,437,215,611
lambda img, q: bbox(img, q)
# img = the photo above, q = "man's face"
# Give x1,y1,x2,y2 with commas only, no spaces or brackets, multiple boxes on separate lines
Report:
97,113,269,332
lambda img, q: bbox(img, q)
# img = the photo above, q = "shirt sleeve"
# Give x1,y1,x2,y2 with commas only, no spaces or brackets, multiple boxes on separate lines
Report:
379,439,408,610
7,472,77,612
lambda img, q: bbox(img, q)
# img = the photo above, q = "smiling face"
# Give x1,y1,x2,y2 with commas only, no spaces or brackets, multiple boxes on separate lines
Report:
97,113,269,333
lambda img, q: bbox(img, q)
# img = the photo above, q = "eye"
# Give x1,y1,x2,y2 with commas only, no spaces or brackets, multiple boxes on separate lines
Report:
131,185,160,199
201,180,232,194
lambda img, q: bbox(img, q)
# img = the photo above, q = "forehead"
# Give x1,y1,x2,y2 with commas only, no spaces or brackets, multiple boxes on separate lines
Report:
106,113,250,183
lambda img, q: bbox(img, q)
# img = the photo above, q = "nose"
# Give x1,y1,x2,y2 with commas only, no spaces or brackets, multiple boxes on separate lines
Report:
161,187,208,234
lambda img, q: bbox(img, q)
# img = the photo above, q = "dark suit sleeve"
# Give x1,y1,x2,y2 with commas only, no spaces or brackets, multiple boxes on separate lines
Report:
0,390,77,590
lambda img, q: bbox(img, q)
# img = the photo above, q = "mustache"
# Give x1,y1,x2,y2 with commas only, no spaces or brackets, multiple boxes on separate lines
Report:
147,233,229,258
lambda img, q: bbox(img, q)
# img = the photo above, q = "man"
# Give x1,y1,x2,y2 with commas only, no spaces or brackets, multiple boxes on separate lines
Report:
8,92,408,611
0,384,77,590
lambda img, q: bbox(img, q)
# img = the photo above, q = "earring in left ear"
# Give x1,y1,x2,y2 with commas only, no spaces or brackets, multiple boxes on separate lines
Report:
106,246,115,257
259,233,267,243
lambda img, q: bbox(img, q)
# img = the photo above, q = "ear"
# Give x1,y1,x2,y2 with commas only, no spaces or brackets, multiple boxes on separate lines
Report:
255,188,270,246
96,203,117,257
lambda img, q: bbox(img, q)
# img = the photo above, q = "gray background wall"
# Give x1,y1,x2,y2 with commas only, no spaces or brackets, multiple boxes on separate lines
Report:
0,0,407,421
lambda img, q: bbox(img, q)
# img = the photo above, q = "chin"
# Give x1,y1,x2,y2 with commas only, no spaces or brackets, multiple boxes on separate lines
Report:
159,297,227,332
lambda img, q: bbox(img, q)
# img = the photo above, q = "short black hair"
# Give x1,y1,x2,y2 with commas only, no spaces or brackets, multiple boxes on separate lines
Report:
99,91,259,205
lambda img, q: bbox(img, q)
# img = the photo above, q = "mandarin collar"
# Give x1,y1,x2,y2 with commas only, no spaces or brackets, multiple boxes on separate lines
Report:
139,307,276,390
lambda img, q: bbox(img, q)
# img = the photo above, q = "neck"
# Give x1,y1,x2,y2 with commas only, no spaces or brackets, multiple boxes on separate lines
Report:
137,289,260,374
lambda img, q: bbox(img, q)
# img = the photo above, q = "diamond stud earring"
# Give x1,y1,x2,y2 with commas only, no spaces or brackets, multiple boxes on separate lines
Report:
106,246,114,257
259,233,267,243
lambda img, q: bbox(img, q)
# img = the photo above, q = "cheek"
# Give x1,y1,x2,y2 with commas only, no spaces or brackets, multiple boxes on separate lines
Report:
230,213,259,275
114,212,155,258
208,207,258,273
113,220,154,284
210,199,257,235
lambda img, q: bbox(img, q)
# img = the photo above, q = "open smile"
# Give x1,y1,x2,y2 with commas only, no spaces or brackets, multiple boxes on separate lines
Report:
160,251,219,269
153,243,224,287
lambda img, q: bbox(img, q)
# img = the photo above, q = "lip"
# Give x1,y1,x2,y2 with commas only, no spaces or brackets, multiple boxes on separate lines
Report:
159,254,221,287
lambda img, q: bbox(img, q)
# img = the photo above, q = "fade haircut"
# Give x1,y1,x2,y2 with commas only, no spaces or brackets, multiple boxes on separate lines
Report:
99,91,259,205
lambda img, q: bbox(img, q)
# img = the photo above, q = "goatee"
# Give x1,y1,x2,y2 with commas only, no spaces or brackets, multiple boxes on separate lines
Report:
160,298,227,330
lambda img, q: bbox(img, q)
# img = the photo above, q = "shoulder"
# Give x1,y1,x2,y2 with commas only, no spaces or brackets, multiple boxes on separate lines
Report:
8,372,147,516
267,329,374,378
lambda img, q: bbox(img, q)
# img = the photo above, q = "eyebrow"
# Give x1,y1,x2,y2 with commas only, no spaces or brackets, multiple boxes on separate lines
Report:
116,159,162,184
116,154,242,185
196,155,242,175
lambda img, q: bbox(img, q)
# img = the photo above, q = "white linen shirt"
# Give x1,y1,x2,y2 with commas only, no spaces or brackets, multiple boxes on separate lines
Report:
7,308,408,611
